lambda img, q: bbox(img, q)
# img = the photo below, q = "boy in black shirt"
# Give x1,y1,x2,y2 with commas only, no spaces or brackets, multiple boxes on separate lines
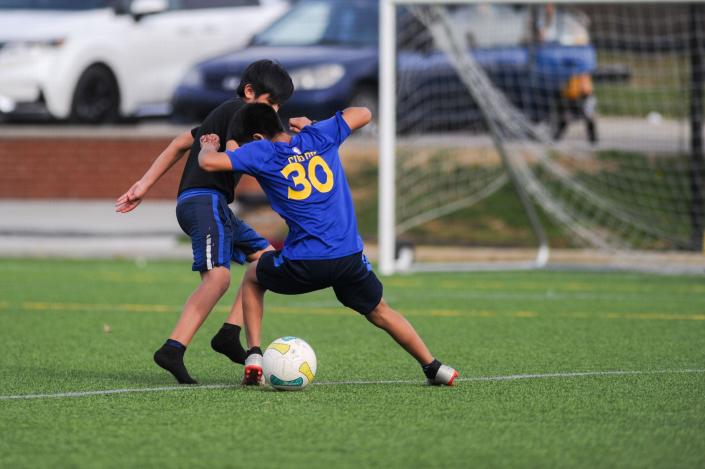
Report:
116,60,294,384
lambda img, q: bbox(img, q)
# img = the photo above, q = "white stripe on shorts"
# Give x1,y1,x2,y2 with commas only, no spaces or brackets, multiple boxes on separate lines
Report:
206,233,212,270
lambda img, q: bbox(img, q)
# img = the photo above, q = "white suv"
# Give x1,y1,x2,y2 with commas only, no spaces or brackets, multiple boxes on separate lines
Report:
0,0,288,122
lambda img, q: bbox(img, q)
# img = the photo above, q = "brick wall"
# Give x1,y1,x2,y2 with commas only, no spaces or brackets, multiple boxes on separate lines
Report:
0,137,260,199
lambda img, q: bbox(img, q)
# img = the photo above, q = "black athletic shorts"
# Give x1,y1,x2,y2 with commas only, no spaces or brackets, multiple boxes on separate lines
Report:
256,251,383,315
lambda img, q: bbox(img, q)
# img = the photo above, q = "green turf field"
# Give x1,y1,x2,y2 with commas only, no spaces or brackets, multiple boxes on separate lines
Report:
1,258,704,468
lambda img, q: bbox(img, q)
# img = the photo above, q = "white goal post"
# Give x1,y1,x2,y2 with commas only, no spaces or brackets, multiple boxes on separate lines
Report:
378,0,705,275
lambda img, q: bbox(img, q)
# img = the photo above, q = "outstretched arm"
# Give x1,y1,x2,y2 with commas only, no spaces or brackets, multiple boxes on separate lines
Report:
341,107,372,131
198,134,235,172
115,130,194,213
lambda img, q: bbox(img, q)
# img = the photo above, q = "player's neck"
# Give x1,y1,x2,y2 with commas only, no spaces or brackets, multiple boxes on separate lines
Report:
271,132,291,144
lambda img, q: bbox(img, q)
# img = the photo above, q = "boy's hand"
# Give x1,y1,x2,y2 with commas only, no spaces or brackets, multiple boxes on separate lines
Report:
289,117,313,134
226,139,239,152
199,133,220,150
115,180,148,213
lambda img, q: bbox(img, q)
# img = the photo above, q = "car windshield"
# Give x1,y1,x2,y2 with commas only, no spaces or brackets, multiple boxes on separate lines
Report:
0,0,114,9
252,0,378,47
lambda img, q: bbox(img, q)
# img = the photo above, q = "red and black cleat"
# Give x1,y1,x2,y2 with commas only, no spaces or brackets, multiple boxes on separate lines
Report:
427,365,459,386
242,354,264,386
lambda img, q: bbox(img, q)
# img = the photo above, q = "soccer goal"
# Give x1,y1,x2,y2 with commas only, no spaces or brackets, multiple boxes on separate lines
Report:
378,0,705,274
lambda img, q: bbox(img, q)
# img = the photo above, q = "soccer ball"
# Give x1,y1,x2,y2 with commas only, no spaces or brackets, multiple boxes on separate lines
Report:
262,336,317,391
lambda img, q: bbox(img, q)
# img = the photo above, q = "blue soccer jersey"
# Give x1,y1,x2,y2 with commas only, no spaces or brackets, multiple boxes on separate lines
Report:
226,112,364,261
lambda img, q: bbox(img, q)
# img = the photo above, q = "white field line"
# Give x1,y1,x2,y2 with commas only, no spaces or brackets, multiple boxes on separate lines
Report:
1,369,703,401
0,384,234,401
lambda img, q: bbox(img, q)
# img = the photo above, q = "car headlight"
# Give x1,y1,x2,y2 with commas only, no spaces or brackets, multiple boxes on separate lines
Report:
290,64,345,91
181,68,203,88
0,95,16,113
2,38,65,56
221,75,240,91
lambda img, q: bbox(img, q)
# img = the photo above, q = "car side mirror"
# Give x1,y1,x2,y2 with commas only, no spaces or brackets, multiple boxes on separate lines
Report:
130,0,168,20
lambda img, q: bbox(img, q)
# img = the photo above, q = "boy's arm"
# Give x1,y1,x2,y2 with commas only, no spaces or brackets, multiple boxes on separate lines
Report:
198,134,236,172
115,130,194,213
341,107,372,132
289,116,314,134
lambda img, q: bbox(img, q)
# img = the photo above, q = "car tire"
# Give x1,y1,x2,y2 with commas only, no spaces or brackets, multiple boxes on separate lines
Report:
349,86,378,136
70,65,120,123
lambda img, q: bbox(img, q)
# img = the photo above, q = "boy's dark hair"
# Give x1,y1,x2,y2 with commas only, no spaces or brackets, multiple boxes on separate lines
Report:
236,60,294,105
228,103,285,144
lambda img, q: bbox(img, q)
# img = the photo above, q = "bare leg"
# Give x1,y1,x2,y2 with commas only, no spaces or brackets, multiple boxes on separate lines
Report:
242,261,267,349
169,266,231,345
224,284,245,327
155,266,230,384
240,261,268,385
224,246,273,326
366,299,434,365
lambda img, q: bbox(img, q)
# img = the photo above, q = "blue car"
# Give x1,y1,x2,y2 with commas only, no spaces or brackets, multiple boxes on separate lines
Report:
172,0,597,140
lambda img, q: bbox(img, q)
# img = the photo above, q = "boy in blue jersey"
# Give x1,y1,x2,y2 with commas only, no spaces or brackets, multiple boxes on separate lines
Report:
198,104,458,386
116,61,294,384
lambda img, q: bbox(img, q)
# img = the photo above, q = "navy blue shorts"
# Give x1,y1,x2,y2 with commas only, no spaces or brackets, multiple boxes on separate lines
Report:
176,189,270,272
256,251,383,315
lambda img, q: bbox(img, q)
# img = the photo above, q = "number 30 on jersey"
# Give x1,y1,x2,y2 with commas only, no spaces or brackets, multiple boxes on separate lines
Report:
281,156,334,200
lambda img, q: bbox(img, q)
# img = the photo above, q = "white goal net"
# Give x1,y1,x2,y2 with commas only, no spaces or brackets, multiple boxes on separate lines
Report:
378,0,705,274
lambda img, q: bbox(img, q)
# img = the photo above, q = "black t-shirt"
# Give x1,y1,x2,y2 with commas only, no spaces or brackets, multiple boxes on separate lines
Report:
177,98,244,203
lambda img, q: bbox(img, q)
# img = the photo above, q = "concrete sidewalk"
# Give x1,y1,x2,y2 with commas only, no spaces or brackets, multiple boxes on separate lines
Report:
0,200,190,259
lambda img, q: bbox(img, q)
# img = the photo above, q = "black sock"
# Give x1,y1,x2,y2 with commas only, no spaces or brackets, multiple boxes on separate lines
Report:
422,359,442,380
210,323,247,364
166,339,185,351
247,346,263,357
153,340,198,384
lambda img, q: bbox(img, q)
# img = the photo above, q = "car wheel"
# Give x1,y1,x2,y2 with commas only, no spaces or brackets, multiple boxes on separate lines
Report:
349,86,378,136
70,65,120,123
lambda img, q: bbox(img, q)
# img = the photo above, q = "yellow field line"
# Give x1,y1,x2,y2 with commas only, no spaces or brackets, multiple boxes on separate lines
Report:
438,280,705,294
514,311,540,318
21,302,174,313
268,306,344,316
1,301,703,321
604,312,705,321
